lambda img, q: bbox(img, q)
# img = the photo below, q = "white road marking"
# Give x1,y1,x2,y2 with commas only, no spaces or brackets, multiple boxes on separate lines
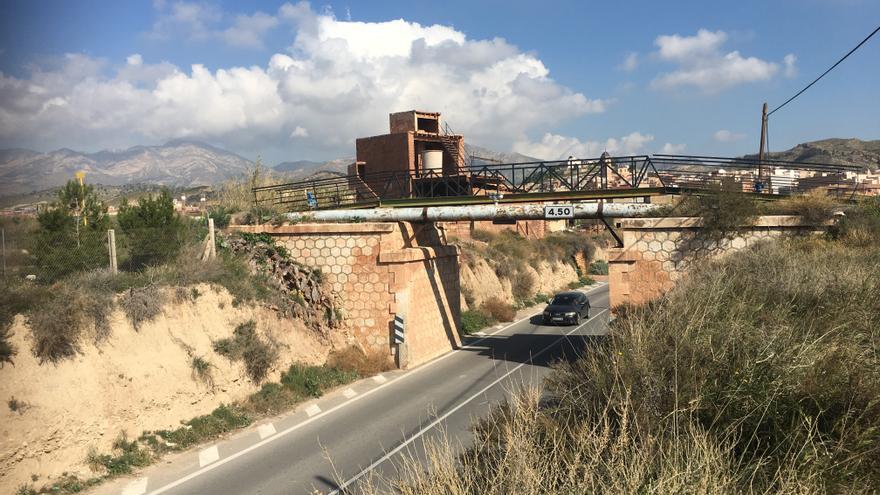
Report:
121,477,148,495
343,388,357,399
143,283,609,495
257,423,276,440
198,446,219,467
305,404,322,417
328,308,609,495
372,374,387,384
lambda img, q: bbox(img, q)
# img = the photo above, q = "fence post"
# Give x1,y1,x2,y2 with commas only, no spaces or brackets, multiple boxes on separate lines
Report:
107,229,118,275
208,218,216,259
1,228,6,279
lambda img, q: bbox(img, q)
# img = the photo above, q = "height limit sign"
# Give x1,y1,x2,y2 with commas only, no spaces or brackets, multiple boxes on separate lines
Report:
544,204,575,219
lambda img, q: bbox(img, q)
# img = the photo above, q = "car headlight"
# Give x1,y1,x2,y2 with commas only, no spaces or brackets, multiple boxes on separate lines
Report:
543,310,550,316
565,312,576,317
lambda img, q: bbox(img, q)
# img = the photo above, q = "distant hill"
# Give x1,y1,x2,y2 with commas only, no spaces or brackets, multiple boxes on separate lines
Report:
273,160,322,173
0,140,255,196
744,138,880,170
272,157,353,179
464,144,540,165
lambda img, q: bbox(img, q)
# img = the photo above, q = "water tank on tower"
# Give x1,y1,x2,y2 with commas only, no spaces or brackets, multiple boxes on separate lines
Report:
421,150,443,175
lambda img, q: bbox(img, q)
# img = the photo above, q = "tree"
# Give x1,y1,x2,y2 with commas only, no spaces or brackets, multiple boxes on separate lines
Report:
32,180,110,280
116,189,185,269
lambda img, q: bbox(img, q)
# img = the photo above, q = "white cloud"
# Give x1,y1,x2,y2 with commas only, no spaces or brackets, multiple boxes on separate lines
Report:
783,53,797,78
650,29,794,92
619,52,638,72
655,29,727,61
713,129,745,142
148,1,222,41
660,142,686,154
513,132,658,160
126,54,143,66
222,12,279,48
0,2,607,158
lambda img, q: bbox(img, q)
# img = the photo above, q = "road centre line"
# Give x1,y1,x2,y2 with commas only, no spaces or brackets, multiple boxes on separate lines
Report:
143,283,608,495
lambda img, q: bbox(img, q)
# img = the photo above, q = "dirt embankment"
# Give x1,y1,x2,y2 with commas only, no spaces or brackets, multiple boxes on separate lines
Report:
0,284,347,492
460,258,580,309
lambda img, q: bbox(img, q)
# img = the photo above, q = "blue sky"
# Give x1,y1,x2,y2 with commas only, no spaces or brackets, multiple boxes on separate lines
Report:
0,0,877,165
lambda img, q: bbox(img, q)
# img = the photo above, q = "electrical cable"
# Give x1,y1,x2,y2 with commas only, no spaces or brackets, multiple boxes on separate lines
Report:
768,24,880,116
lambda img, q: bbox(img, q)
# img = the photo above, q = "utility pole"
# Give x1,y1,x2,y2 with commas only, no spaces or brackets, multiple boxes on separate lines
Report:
757,102,768,192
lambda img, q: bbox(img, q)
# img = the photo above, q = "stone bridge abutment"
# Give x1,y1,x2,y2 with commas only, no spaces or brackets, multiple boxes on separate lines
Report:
608,215,823,308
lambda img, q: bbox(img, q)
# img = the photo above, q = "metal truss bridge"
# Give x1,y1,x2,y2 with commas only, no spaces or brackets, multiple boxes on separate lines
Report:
253,154,863,212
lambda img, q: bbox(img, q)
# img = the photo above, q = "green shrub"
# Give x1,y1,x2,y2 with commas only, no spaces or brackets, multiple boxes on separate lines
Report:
532,293,550,305
213,320,278,383
155,404,251,449
190,356,213,386
481,297,515,322
280,363,357,398
116,189,185,269
208,206,233,229
460,310,492,335
588,260,608,275
86,432,152,475
510,270,536,303
0,326,15,368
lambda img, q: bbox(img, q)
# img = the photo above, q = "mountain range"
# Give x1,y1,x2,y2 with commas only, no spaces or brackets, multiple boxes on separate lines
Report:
1,138,876,199
0,140,253,197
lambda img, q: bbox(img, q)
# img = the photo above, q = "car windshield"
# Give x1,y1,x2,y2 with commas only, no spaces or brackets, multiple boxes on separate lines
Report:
551,295,577,305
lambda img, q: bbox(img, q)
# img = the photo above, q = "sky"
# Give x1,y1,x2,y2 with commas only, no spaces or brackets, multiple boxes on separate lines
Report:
0,0,877,166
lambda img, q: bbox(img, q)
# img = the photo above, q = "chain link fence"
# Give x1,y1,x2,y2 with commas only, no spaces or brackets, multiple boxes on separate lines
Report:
1,218,213,285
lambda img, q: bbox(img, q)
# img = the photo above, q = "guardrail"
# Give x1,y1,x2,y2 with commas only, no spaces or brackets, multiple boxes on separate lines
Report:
253,154,863,212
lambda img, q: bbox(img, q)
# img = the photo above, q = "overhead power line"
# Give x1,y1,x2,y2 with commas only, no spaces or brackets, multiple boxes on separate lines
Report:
768,24,880,117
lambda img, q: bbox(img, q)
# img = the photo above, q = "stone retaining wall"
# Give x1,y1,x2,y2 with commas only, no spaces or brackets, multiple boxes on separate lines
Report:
608,216,821,308
235,222,461,367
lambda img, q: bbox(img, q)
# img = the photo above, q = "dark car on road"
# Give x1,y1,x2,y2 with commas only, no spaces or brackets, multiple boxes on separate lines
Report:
542,291,590,325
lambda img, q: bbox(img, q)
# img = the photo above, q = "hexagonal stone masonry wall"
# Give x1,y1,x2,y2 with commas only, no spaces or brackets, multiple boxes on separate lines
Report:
232,222,462,368
608,216,825,309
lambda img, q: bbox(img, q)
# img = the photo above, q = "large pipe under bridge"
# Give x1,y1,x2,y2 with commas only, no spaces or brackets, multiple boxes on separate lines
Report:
285,202,660,223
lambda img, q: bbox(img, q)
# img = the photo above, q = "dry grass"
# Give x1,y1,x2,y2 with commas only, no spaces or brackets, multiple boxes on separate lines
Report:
481,297,515,322
359,208,880,493
119,284,165,331
326,345,394,376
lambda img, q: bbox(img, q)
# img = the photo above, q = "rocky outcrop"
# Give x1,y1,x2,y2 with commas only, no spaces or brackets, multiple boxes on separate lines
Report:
225,236,342,332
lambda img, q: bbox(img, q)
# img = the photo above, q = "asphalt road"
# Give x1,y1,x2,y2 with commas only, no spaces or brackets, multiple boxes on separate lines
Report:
99,284,610,495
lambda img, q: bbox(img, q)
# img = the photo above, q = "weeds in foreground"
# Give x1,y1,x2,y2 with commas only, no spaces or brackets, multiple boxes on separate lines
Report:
460,310,492,335
190,356,214,387
358,234,880,494
213,320,278,383
480,297,515,322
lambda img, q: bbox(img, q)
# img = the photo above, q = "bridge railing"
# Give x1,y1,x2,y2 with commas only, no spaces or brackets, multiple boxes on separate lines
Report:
253,154,863,212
